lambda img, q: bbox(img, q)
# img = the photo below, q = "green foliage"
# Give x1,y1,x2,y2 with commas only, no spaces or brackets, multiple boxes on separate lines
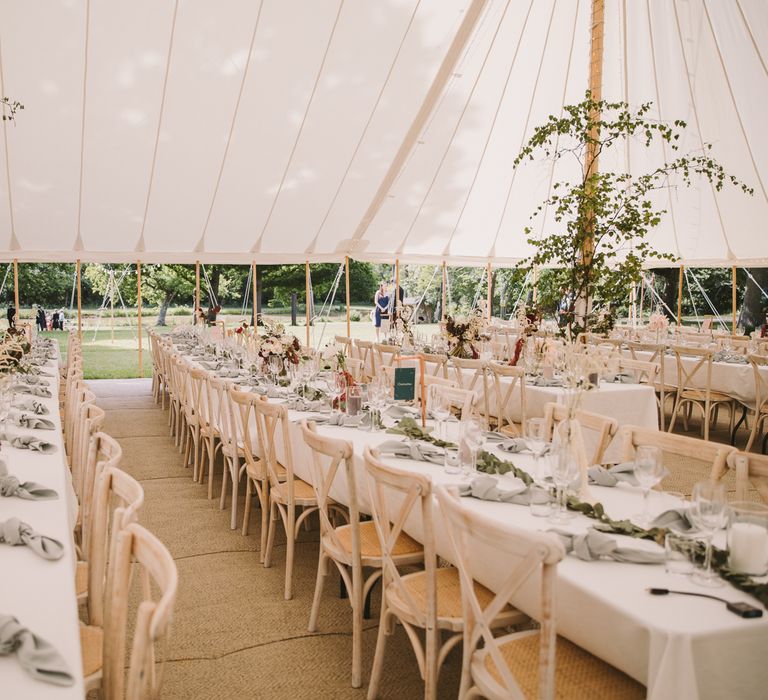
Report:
515,93,753,330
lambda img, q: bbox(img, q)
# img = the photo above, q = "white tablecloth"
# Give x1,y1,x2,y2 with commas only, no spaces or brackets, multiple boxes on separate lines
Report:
0,353,83,699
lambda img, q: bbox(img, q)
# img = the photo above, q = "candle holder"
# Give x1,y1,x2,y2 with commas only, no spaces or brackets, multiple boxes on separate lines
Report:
728,502,768,576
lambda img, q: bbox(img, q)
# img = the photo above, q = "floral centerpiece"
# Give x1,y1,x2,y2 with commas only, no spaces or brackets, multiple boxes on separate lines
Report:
392,304,415,344
0,334,31,374
256,318,301,369
443,306,487,359
510,302,541,366
647,307,670,343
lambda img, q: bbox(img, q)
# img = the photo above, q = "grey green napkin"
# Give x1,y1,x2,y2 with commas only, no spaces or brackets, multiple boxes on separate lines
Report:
11,384,52,399
284,398,326,412
550,527,664,564
712,351,748,365
8,409,55,431
530,376,564,387
650,508,696,532
587,462,639,487
0,518,64,559
497,438,550,455
377,439,445,465
1,430,57,454
458,474,530,504
15,375,49,386
305,413,361,427
385,405,420,419
0,615,75,686
12,397,48,415
0,461,57,500
613,372,638,384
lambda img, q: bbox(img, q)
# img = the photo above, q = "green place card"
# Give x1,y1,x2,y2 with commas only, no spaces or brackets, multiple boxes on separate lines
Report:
393,367,416,402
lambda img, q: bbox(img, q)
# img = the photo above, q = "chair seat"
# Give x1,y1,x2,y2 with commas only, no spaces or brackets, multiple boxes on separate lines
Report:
79,624,103,678
477,630,644,700
245,458,286,483
272,477,317,504
388,567,523,628
75,561,88,597
680,388,733,403
331,520,423,560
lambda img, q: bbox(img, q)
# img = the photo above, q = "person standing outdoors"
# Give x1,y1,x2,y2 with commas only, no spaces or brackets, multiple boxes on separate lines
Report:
373,282,389,340
7,303,16,329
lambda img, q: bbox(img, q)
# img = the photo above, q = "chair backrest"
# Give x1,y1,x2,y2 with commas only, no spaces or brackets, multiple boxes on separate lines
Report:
728,452,768,504
421,352,448,378
749,353,768,411
188,368,209,429
620,424,735,481
252,398,296,495
363,446,435,630
87,457,143,630
617,358,660,385
202,374,227,437
301,422,359,563
229,390,264,479
435,486,564,699
373,343,400,374
344,357,363,383
334,336,353,356
355,339,374,377
671,346,716,400
423,374,458,389
215,380,238,459
81,431,123,557
487,362,526,436
450,358,489,426
543,402,618,467
432,385,475,422
105,523,177,700
72,403,106,507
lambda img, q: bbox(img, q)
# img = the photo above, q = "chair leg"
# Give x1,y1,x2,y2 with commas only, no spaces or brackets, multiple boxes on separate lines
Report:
229,456,240,530
259,482,269,563
219,458,228,511
308,550,327,632
367,600,392,700
424,627,439,700
285,508,295,600
350,568,363,689
207,441,217,500
264,501,277,569
242,478,253,536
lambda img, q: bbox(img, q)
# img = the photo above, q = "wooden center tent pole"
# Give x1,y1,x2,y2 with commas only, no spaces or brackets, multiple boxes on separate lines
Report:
195,260,201,323
441,261,447,323
305,261,311,347
395,259,400,319
252,261,257,327
137,261,143,375
345,256,351,338
677,266,684,327
486,262,492,320
12,258,19,326
76,260,82,337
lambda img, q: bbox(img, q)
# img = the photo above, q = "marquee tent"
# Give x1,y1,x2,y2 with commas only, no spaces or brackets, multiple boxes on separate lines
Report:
0,0,765,266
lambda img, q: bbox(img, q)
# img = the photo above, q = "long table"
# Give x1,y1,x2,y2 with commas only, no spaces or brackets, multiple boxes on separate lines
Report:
0,351,84,699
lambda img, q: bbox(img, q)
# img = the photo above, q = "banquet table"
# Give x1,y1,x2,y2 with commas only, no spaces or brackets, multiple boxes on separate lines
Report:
0,349,83,699
175,339,768,700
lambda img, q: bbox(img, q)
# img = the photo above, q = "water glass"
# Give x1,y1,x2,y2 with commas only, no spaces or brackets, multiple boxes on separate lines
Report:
529,485,551,518
525,417,547,479
633,445,663,527
664,532,697,576
443,447,461,475
689,480,728,587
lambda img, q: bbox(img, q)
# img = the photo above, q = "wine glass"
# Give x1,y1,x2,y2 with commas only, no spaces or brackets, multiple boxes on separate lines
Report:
268,355,283,387
548,442,577,523
525,417,547,480
633,445,664,527
428,385,450,442
460,417,485,475
689,480,728,587
334,373,348,413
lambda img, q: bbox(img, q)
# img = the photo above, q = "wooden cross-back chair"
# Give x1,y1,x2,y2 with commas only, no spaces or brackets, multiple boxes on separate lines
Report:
625,341,674,428
435,486,645,700
486,362,526,437
374,342,401,377
216,379,248,529
543,402,618,468
450,358,490,428
621,424,736,483
617,358,660,386
81,522,178,700
668,346,737,441
185,368,208,482
421,352,449,379
728,452,768,504
334,335,353,356
72,403,106,512
745,354,768,453
200,373,225,499
301,423,422,689
363,448,525,700
355,339,375,379
254,399,318,600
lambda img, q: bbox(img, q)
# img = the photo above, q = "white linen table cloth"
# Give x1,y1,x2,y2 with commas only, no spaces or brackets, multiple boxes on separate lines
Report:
0,351,83,699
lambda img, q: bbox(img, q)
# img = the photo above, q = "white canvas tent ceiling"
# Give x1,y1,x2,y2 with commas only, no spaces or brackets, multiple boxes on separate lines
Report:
0,0,765,267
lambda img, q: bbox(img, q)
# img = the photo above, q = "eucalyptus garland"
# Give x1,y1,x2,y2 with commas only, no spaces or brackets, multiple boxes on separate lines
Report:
388,417,768,608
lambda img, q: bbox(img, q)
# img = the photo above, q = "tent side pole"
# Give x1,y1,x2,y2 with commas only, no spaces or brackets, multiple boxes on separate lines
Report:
137,261,143,375
345,256,351,338
395,259,400,319
441,261,447,323
732,266,737,334
677,266,684,327
195,260,200,323
305,261,311,348
532,266,539,304
252,261,257,327
76,260,82,338
486,262,492,320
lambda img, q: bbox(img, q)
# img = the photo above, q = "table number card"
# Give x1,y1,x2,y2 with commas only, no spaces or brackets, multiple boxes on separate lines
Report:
393,367,416,401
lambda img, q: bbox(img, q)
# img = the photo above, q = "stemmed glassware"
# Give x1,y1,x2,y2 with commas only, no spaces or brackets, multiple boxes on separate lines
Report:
525,417,547,480
689,480,728,587
268,355,283,388
460,417,485,476
547,441,576,523
633,445,664,527
428,384,451,442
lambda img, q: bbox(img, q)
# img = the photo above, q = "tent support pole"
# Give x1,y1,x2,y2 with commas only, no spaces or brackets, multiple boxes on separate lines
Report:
732,266,737,333
76,260,82,338
395,259,400,320
195,260,200,324
12,258,19,325
345,256,351,338
305,261,311,347
252,261,257,327
137,262,143,375
441,262,447,323
486,263,492,320
532,266,539,304
677,266,684,327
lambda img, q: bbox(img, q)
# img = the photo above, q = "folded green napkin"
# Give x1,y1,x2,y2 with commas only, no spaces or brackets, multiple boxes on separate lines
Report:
0,461,57,500
8,409,54,431
550,527,664,564
588,462,639,487
284,398,326,412
650,508,696,532
530,376,564,387
377,439,445,465
1,430,57,454
458,474,530,503
0,517,64,559
16,375,49,386
0,615,75,686
12,397,48,415
11,384,52,399
385,405,420,419
305,413,361,427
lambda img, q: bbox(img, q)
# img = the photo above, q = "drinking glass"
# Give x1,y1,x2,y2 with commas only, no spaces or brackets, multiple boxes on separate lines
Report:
525,417,547,480
268,355,283,387
428,385,451,442
548,443,577,523
633,445,664,527
460,417,485,475
334,373,348,413
346,384,362,416
689,480,728,587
